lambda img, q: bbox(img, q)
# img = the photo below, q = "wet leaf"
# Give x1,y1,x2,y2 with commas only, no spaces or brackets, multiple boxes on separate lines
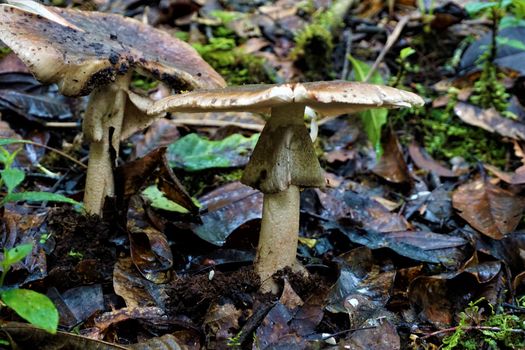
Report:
452,179,525,239
372,130,410,183
192,182,262,246
1,168,25,194
133,119,180,159
254,302,306,349
142,185,198,213
460,26,525,75
203,303,241,344
326,248,394,314
129,334,184,350
408,142,456,177
0,89,73,121
341,318,400,349
127,196,173,283
327,221,463,265
0,322,129,349
113,258,169,310
454,102,525,140
1,288,58,334
167,133,259,171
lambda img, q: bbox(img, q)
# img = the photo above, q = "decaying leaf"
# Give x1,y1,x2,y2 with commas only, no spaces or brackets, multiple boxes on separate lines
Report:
454,102,525,140
372,130,410,183
192,182,262,246
409,141,456,177
452,178,525,239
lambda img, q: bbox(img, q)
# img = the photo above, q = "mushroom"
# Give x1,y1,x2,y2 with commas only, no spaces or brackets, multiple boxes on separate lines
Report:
148,81,424,292
0,1,226,215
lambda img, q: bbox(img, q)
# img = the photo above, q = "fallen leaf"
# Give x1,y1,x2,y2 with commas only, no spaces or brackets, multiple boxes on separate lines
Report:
192,182,262,246
372,131,411,183
409,141,456,177
452,178,525,239
454,102,525,140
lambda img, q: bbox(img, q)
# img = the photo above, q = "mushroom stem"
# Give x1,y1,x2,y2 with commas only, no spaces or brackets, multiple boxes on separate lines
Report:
243,104,324,293
256,185,300,293
83,72,132,215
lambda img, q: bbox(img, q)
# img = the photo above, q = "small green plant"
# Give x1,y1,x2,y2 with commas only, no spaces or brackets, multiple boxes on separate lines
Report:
0,243,59,334
390,47,419,88
227,331,242,347
0,140,80,208
441,298,525,349
67,249,84,260
191,11,274,85
465,0,525,113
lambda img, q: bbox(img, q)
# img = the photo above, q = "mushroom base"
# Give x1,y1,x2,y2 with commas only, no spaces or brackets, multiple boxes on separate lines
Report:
256,184,301,293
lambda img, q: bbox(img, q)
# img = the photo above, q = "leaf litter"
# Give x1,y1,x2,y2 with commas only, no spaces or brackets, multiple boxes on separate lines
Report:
3,0,525,349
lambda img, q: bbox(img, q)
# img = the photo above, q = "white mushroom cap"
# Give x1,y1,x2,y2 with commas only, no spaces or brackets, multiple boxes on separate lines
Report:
148,81,424,116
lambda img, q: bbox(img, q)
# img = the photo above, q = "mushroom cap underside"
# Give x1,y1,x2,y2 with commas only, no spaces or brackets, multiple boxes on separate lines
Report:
148,81,425,116
0,3,226,96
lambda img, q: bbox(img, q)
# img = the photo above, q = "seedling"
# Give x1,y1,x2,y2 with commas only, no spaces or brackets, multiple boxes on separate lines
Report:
0,144,80,208
0,243,59,334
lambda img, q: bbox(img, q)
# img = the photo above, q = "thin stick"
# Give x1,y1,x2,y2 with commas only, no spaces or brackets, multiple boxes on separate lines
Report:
44,122,79,128
5,140,87,169
171,118,264,132
364,15,410,82
421,326,525,340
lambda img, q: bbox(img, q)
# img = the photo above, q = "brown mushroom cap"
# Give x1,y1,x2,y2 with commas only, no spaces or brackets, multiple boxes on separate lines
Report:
0,4,226,96
148,81,424,116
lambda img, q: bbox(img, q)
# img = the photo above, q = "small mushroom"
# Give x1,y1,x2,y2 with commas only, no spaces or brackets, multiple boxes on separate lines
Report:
0,1,226,215
149,81,424,292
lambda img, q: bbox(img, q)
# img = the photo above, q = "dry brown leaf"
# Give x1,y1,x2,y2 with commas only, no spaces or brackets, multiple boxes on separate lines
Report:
372,131,410,183
454,102,525,140
452,179,525,239
409,141,456,177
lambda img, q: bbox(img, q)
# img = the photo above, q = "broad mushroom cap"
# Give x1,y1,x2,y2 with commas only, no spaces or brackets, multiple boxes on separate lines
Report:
148,81,424,193
148,80,424,115
0,3,226,97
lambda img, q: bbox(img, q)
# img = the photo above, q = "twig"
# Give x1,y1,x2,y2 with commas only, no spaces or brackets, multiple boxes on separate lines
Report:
171,118,264,132
6,140,87,169
421,326,525,340
321,326,377,340
364,15,410,82
340,29,353,80
44,121,80,128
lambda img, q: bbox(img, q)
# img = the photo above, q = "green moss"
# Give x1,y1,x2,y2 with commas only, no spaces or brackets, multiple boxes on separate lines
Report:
131,72,159,91
441,298,525,349
193,37,275,85
470,51,510,112
391,91,511,167
290,9,341,80
0,47,11,59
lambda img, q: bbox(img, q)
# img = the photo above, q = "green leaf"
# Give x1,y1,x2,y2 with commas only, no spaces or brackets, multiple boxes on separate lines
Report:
1,288,58,334
496,36,525,50
4,243,33,266
0,139,29,147
348,55,388,156
142,185,200,213
167,133,259,171
1,168,25,194
3,191,81,206
400,47,416,60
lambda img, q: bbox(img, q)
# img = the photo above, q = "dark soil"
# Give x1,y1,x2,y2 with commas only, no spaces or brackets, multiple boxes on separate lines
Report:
45,209,119,291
